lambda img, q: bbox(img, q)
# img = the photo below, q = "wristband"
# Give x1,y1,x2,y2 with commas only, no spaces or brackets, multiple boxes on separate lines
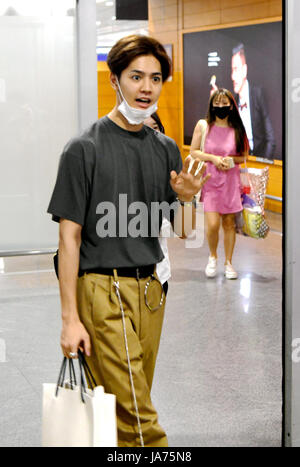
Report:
177,196,197,208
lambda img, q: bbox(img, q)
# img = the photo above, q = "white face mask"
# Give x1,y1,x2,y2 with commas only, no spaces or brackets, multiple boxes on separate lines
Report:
116,78,158,125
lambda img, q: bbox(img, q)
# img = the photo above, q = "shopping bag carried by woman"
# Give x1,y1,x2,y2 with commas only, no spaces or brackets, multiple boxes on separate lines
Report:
42,350,117,447
236,166,270,239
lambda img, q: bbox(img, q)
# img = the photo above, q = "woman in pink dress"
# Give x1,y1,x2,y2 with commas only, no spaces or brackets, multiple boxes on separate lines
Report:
190,88,249,279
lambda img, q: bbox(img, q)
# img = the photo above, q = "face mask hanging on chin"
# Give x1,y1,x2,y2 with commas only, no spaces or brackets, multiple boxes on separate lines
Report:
116,78,158,125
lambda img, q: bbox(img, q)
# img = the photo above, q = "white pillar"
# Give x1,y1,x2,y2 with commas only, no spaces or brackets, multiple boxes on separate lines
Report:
76,0,98,131
285,0,300,447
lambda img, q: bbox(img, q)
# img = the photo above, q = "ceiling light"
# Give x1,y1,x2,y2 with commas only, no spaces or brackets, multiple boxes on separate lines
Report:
0,0,75,16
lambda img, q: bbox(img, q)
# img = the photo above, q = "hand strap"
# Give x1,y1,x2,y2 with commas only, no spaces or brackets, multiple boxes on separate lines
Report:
240,157,254,193
69,357,77,389
78,350,97,389
55,351,97,403
199,119,208,152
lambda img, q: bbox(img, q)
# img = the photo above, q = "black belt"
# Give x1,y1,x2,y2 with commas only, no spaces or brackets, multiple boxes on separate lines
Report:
79,264,155,279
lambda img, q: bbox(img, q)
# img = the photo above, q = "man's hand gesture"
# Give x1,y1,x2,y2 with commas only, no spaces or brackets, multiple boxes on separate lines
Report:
170,158,210,201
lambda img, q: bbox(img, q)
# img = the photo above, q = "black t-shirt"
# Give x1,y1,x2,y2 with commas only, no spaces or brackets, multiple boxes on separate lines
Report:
47,116,182,270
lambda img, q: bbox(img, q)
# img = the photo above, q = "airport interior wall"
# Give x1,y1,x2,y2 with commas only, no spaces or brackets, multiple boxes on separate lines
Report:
97,0,283,213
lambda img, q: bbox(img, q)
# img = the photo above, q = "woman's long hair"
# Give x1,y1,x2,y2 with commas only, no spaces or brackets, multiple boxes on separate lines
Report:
150,112,165,134
206,88,249,155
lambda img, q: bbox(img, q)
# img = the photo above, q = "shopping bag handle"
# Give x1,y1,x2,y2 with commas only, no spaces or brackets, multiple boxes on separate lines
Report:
78,350,97,389
55,350,97,403
55,357,77,395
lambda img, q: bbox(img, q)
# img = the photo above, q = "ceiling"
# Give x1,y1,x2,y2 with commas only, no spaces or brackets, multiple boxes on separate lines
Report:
0,0,149,51
96,0,148,49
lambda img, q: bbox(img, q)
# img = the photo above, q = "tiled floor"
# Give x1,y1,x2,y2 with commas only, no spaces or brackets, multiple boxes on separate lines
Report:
0,211,282,447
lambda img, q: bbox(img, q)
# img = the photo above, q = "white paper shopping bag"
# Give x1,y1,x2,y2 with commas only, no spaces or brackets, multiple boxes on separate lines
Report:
42,353,117,447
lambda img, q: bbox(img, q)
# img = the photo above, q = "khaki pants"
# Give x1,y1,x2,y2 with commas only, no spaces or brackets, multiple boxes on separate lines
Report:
76,271,168,447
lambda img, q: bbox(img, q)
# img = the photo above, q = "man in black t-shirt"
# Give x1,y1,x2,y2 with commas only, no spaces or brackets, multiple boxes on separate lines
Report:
48,35,208,447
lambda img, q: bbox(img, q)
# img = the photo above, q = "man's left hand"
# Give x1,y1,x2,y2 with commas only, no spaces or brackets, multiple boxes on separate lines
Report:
170,158,211,201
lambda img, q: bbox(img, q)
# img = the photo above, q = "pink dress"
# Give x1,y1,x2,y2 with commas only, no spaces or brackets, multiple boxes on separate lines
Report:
200,124,242,214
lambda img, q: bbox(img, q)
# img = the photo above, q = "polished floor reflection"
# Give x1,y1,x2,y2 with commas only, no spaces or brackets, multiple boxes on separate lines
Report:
0,211,282,447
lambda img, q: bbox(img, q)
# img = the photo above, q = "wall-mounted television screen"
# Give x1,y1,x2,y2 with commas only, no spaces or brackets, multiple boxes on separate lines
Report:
183,21,282,161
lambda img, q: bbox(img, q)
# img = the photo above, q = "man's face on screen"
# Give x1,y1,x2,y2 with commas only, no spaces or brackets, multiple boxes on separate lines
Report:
231,52,247,96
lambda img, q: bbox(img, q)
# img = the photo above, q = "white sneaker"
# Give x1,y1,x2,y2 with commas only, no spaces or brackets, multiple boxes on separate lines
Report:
205,256,217,278
224,262,238,279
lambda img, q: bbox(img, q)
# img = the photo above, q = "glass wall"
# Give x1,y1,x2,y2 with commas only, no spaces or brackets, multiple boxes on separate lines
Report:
0,0,78,252
286,0,300,447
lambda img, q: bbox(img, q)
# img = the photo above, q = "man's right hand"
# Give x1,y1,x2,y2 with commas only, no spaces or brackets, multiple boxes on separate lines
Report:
60,319,91,359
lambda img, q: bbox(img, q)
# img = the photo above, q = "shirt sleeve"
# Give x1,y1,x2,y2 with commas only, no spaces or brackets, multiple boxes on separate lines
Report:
47,142,88,226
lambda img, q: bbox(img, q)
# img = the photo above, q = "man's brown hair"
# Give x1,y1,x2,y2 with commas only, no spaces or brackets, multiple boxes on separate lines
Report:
232,43,247,64
107,35,171,82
